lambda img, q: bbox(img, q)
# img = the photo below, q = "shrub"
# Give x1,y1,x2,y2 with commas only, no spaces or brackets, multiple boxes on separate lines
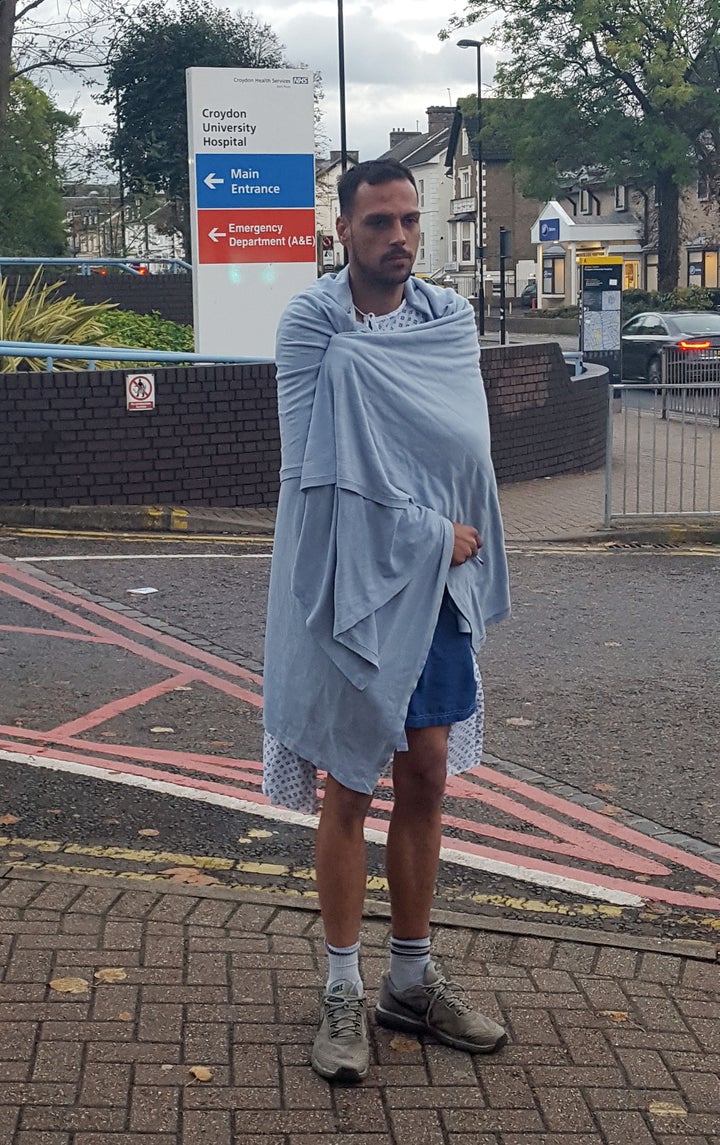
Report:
622,286,714,320
0,270,117,371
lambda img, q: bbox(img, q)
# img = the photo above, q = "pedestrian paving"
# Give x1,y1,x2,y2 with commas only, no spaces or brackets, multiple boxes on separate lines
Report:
0,867,717,1144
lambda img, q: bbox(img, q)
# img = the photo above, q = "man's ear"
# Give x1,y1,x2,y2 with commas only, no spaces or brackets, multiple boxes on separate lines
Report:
336,214,350,247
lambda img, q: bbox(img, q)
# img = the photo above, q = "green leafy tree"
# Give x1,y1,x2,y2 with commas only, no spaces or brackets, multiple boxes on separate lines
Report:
102,0,287,258
444,0,720,290
0,76,77,254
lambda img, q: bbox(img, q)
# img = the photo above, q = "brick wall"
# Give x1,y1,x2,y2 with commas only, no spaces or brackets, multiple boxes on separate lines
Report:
481,342,607,482
0,345,606,508
0,363,279,507
3,274,193,326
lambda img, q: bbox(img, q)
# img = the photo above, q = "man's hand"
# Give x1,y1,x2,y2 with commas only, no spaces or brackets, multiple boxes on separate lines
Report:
451,523,483,567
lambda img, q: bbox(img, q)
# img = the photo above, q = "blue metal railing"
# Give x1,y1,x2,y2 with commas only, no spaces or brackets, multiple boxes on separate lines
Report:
563,351,583,377
0,341,271,371
0,257,191,276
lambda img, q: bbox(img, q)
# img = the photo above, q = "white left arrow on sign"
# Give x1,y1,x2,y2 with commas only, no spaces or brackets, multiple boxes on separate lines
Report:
209,228,227,242
204,173,224,190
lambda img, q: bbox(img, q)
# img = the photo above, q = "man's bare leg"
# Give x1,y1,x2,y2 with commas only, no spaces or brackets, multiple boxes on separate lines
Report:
311,775,373,1082
377,725,507,1053
316,774,373,948
386,724,449,938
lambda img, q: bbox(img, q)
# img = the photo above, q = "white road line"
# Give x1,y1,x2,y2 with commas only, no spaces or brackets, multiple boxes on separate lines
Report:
0,747,644,907
14,553,273,563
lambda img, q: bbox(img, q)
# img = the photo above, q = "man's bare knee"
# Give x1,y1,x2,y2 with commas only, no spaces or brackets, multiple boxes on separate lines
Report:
393,727,449,807
321,774,372,831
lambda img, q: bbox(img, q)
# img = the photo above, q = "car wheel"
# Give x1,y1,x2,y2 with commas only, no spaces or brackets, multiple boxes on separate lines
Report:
647,356,662,392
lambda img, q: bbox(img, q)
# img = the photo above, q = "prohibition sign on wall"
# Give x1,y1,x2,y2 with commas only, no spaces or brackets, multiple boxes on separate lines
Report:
126,372,156,411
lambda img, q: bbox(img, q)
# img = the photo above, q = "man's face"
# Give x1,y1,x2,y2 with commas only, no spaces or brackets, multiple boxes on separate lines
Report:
336,178,421,289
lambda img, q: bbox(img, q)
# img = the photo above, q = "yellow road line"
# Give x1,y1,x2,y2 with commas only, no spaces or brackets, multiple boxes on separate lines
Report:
2,837,720,934
0,527,273,545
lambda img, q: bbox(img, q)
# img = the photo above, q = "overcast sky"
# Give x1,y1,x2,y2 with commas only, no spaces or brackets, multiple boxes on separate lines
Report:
50,0,499,169
254,0,499,158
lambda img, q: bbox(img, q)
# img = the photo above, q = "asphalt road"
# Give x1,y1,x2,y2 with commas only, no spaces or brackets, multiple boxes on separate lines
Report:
1,530,719,943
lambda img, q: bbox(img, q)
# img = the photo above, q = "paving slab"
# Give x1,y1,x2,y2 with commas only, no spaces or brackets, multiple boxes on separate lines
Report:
0,868,717,1144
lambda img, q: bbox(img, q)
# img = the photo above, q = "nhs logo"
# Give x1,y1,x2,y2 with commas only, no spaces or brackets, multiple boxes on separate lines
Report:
293,76,309,84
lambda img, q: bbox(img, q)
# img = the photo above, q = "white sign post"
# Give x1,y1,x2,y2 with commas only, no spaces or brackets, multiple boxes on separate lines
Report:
186,68,317,360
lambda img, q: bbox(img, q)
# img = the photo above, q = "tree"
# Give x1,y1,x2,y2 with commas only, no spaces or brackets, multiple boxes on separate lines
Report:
102,0,287,258
0,76,77,254
0,0,125,133
444,0,720,290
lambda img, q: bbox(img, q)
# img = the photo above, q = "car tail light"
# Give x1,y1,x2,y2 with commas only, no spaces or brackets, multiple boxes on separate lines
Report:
678,339,712,351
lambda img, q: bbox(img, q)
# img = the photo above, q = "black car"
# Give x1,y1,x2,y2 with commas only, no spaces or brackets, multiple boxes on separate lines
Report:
621,310,720,384
519,280,537,308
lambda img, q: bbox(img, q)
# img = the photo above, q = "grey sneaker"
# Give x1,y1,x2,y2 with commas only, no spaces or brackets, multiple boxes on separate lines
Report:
375,961,507,1054
311,981,369,1082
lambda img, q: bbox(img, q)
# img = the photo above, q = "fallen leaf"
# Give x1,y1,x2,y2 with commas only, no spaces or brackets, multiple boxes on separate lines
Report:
0,814,20,826
247,829,273,839
694,884,719,896
505,717,535,727
159,867,221,887
188,1066,213,1082
635,875,651,883
600,805,623,816
237,837,251,844
150,726,175,734
118,1011,133,1021
94,968,128,984
604,641,622,648
137,829,160,838
7,850,24,859
46,809,62,815
49,976,90,995
209,740,232,748
593,783,617,793
648,1102,687,1118
600,1010,630,1024
389,1034,421,1054
104,818,120,826
160,1063,174,1071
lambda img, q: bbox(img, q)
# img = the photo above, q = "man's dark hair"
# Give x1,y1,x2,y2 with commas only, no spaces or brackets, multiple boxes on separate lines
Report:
337,159,417,216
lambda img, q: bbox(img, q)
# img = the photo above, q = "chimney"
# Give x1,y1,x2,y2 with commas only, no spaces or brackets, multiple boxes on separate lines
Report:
389,128,422,150
426,106,456,137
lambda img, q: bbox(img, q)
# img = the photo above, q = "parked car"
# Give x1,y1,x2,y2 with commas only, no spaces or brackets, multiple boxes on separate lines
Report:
621,311,720,384
519,280,537,308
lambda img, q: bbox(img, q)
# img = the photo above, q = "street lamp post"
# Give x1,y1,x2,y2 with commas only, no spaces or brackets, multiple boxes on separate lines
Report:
457,38,485,335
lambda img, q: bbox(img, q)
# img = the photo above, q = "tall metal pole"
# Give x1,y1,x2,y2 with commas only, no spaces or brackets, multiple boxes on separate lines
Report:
475,44,485,336
338,0,348,174
337,0,349,267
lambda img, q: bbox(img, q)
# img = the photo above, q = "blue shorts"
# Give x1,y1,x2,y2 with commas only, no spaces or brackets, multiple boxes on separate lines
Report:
405,593,477,728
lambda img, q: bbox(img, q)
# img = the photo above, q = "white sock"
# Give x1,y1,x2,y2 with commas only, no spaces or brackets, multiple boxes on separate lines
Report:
325,939,363,996
389,936,431,991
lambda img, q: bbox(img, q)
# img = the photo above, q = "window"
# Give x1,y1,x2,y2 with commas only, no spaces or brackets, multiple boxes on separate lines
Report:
461,169,471,198
450,229,458,263
579,188,591,215
461,222,472,263
419,231,425,262
645,254,658,291
688,248,719,288
418,179,425,208
462,128,469,155
697,177,710,202
614,185,627,211
542,254,565,295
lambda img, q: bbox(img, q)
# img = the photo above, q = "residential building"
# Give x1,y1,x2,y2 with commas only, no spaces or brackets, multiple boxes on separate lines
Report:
531,174,720,308
376,108,456,281
63,184,178,267
315,151,359,271
446,105,543,300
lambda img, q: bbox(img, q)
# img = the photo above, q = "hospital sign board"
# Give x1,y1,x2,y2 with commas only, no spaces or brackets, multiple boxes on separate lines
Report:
186,68,316,359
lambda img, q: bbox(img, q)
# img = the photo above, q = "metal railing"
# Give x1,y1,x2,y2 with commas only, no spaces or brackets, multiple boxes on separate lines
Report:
661,346,720,427
605,382,720,525
0,257,191,277
0,340,270,371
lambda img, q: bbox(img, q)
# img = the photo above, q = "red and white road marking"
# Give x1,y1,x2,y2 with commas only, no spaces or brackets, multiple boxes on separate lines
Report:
2,559,720,912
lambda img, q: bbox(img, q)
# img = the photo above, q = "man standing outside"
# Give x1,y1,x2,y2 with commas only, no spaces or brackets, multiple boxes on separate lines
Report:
263,159,510,1082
